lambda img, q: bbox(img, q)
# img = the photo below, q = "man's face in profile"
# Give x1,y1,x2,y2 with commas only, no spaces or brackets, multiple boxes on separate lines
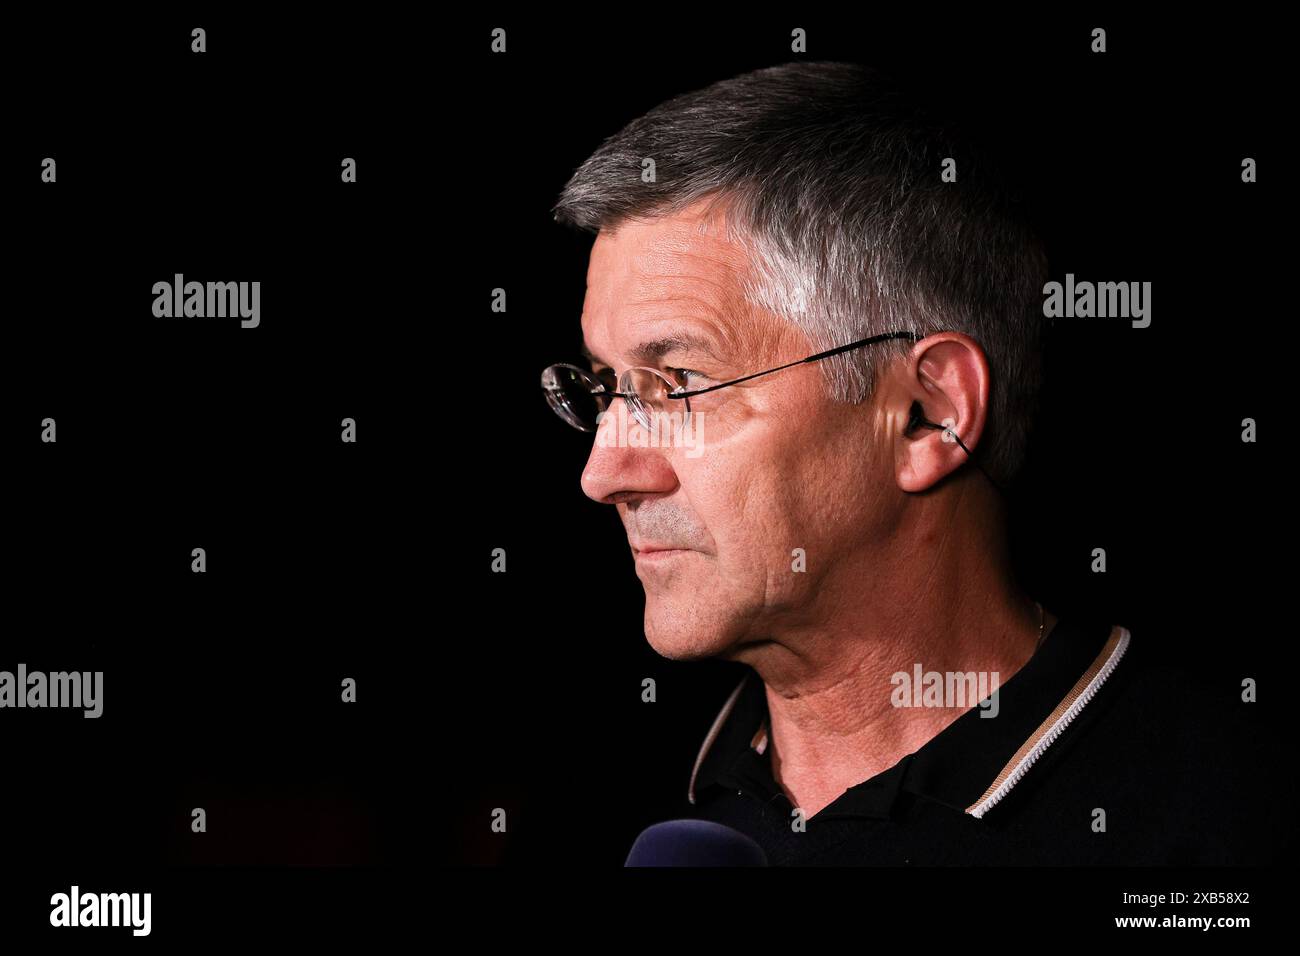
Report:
578,201,901,662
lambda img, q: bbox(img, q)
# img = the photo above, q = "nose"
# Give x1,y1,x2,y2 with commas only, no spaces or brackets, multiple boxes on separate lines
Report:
580,397,679,503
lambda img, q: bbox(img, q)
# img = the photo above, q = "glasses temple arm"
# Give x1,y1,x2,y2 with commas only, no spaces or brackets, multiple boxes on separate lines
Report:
800,330,920,363
666,330,921,399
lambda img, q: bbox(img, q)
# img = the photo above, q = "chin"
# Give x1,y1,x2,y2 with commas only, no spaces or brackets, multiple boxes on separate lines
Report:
642,607,737,660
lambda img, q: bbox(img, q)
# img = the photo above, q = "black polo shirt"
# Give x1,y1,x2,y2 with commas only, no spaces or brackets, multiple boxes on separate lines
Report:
682,614,1291,864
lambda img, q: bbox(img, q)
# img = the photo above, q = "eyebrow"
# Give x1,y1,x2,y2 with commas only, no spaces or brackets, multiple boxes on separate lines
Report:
581,332,721,369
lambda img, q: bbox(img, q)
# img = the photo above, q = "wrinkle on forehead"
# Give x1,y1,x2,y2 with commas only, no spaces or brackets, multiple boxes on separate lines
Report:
585,202,791,364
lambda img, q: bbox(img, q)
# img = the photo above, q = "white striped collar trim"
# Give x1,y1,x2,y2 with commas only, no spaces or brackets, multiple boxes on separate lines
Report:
687,672,752,806
687,625,1133,813
965,624,1131,818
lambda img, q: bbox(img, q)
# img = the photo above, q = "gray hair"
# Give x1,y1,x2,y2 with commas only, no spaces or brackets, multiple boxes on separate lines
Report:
553,61,1048,486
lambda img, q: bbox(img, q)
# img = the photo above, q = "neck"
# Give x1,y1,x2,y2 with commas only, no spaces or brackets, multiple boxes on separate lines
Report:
731,481,1049,819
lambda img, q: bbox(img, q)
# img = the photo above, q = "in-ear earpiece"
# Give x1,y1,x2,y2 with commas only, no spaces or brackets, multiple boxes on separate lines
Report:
901,401,1007,496
906,400,928,435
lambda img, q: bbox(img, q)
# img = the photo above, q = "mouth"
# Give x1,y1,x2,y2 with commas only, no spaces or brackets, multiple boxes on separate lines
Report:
634,547,693,562
630,541,696,564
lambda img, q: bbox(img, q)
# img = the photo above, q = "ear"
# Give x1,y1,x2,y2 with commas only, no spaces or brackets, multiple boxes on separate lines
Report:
894,334,991,493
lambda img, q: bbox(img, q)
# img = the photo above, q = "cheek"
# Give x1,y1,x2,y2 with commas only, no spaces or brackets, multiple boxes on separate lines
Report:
674,389,868,559
799,453,887,551
758,451,871,560
678,448,802,561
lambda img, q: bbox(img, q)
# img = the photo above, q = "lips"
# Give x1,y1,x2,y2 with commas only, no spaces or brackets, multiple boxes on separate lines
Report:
630,541,692,555
633,547,692,565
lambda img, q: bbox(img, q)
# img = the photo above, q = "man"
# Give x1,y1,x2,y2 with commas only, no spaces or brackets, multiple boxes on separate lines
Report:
540,62,1286,864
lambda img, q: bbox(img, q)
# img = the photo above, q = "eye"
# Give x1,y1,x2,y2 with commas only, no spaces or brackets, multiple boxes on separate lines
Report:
666,367,711,390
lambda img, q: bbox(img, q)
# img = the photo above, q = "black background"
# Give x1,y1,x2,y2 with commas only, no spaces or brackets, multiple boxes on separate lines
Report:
4,12,426,939
1,8,1288,942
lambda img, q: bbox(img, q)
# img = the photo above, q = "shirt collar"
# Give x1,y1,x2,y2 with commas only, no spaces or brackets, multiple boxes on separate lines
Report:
688,615,1131,820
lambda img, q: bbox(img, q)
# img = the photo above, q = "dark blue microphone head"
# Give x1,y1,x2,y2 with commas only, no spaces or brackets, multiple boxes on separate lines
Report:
625,819,768,866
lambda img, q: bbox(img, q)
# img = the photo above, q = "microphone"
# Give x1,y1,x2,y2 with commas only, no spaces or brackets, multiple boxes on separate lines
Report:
625,819,769,866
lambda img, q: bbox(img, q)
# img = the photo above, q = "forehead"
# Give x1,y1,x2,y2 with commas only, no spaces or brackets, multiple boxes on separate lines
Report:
580,205,755,364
